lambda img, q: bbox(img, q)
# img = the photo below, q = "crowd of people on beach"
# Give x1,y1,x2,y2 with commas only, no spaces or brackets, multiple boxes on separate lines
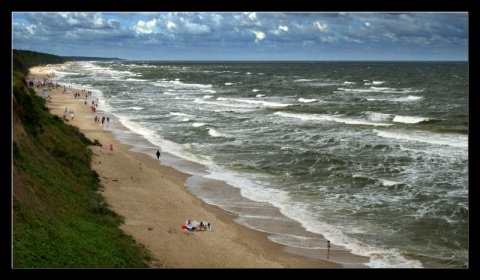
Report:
29,73,57,89
30,73,58,102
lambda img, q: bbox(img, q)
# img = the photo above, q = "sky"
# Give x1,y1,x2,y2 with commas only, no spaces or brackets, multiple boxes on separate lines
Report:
11,12,469,61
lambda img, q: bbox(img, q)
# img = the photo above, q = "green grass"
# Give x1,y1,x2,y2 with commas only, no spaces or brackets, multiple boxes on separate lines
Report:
12,70,155,268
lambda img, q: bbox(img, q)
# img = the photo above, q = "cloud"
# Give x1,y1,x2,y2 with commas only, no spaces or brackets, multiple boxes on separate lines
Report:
134,19,160,34
314,21,329,32
11,12,468,61
253,30,266,43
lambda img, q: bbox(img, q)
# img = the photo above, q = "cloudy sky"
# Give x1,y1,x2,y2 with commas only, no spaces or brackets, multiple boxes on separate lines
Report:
11,12,468,61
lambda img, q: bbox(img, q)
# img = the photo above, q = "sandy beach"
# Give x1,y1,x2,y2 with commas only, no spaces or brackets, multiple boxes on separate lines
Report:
28,65,350,269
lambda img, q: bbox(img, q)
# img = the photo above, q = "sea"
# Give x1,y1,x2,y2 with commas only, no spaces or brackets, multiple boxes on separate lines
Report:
47,60,468,268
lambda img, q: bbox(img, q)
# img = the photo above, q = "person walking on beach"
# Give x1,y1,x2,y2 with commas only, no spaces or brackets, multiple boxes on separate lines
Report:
139,162,142,172
326,240,331,259
156,150,161,160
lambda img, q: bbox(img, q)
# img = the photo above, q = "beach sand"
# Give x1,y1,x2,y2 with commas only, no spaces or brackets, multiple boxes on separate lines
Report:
27,65,364,268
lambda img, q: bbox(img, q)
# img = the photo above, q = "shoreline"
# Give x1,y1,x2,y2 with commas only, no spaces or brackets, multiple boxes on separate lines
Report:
28,64,364,268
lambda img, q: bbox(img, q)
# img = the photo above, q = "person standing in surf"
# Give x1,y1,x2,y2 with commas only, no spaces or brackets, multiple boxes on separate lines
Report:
326,240,331,259
156,150,161,160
